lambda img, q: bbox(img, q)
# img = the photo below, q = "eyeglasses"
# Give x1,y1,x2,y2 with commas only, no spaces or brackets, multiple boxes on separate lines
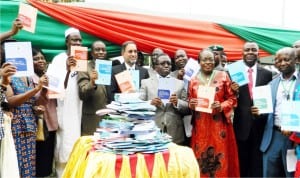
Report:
158,61,171,66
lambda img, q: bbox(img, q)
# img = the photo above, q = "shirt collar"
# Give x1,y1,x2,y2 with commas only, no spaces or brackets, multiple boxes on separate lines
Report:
280,70,298,81
125,63,136,70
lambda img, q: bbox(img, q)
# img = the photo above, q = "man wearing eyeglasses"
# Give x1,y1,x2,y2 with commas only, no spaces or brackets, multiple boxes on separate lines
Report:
139,53,189,145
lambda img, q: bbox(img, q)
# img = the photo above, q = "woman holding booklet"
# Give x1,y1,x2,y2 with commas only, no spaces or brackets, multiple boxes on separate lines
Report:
5,51,48,177
188,49,239,177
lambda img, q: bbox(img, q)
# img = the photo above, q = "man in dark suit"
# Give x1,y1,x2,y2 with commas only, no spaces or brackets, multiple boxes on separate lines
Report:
107,41,149,103
260,47,299,177
233,41,273,177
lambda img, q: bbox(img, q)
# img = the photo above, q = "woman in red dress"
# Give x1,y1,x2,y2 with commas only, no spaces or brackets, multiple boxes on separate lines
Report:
188,49,239,177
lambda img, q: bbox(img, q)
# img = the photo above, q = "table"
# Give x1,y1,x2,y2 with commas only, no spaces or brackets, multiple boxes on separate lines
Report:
62,136,200,178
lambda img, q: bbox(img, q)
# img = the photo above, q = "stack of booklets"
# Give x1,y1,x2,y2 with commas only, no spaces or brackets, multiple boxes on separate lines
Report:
93,93,171,155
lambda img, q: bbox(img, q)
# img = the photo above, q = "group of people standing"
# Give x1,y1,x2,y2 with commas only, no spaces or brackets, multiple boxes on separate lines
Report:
0,17,300,178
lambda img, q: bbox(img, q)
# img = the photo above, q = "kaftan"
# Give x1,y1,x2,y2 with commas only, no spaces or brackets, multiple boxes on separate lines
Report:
188,70,240,177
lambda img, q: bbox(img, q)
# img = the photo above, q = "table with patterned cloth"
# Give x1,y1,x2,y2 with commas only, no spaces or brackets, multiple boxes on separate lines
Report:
63,136,200,178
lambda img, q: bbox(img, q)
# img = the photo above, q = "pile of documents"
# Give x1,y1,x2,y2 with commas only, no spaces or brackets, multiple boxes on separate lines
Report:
93,93,171,155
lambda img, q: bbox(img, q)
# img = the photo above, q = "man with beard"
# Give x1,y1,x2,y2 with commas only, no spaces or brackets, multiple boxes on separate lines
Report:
233,41,273,177
50,27,83,177
139,53,188,145
171,49,188,80
260,47,299,177
107,41,149,103
77,40,108,135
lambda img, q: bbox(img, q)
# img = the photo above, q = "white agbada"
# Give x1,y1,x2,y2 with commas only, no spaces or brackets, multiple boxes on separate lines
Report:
51,52,82,164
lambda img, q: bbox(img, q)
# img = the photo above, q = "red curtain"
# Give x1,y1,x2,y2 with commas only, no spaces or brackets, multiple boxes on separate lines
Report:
27,0,270,60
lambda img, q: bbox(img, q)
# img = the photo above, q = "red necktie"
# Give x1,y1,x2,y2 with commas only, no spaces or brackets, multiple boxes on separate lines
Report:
248,68,253,99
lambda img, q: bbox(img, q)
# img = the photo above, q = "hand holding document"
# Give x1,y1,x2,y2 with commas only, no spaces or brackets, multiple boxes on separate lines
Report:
95,59,112,85
253,85,273,114
115,70,135,93
195,85,216,113
70,46,88,71
4,42,34,77
45,63,65,99
18,3,37,33
227,60,248,86
280,101,300,132
158,77,175,105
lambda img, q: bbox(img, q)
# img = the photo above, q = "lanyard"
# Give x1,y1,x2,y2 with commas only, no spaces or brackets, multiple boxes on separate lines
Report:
198,70,215,86
281,79,295,100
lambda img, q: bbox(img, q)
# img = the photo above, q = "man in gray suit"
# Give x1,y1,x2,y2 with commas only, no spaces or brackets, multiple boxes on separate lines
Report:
139,53,189,145
260,47,299,177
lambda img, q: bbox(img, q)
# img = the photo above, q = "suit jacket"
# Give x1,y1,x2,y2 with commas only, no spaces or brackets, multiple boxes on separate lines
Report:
233,66,273,140
139,75,189,144
107,63,149,103
78,60,108,115
260,73,300,152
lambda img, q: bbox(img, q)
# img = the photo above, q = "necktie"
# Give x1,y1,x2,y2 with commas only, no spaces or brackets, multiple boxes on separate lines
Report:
248,68,253,99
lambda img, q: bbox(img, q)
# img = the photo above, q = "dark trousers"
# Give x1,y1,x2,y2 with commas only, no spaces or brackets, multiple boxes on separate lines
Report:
237,124,264,177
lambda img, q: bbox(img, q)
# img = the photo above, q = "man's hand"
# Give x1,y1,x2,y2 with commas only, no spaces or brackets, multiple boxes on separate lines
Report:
90,69,98,86
66,56,77,71
251,106,260,116
177,68,185,80
151,97,163,107
169,93,178,107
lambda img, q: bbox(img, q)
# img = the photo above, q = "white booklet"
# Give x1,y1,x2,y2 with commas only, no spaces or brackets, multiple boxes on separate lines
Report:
158,77,175,105
95,59,112,85
227,60,248,86
196,85,216,113
280,101,300,132
4,42,34,77
184,58,200,81
18,3,37,33
253,85,273,114
45,63,65,99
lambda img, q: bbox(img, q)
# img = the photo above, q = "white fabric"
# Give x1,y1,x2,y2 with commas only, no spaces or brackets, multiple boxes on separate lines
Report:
64,27,80,38
51,52,82,177
0,114,20,178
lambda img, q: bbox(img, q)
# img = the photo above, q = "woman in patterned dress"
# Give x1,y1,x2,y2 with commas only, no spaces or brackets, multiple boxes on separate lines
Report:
188,49,239,177
5,64,48,177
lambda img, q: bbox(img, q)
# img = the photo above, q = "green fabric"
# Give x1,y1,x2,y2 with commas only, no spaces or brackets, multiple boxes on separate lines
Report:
220,24,300,55
0,0,121,62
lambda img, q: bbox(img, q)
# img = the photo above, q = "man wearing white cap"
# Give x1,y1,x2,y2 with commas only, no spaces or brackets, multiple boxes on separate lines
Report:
49,27,83,177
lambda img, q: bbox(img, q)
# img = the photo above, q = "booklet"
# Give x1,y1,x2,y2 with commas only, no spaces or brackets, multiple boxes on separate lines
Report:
129,70,140,91
253,85,273,114
4,42,34,77
184,58,200,81
95,59,112,85
70,46,88,71
280,101,300,132
195,85,216,113
18,3,37,33
115,70,135,93
158,77,175,105
227,60,248,86
45,63,65,99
